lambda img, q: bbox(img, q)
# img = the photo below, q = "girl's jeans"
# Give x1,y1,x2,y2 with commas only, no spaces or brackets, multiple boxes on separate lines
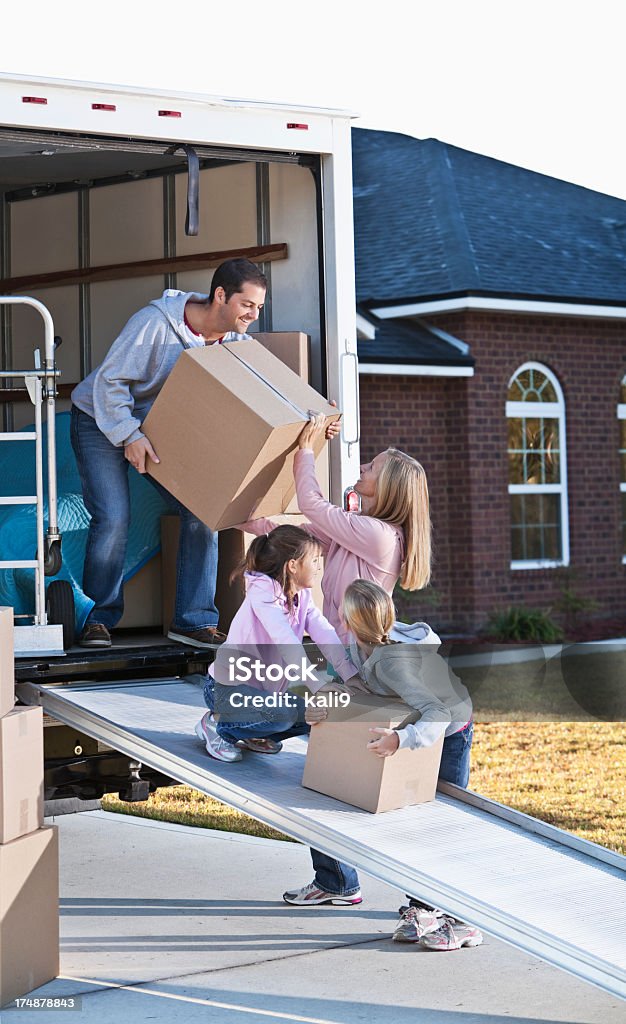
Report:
71,406,219,631
310,720,474,895
204,677,310,744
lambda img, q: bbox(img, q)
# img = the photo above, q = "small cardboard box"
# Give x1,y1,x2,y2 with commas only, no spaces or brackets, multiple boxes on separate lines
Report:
252,331,310,381
0,608,14,718
302,692,444,813
143,339,339,531
0,825,59,1007
0,706,44,844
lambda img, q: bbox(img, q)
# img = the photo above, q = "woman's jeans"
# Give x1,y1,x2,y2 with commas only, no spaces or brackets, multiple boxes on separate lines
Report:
205,678,310,745
310,720,474,895
70,407,219,630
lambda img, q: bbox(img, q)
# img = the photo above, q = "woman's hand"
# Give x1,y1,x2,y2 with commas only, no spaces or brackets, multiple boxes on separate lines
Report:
325,400,342,440
298,411,329,450
367,727,400,758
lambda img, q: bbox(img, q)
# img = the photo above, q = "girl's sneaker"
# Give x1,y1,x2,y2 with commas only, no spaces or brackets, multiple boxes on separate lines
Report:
195,712,242,762
282,881,362,906
420,917,483,951
392,905,444,942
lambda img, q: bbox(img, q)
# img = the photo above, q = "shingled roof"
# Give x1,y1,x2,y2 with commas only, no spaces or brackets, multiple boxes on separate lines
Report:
352,128,626,307
357,306,474,370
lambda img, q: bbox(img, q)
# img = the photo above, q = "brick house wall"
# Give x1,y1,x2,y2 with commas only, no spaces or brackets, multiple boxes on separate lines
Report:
358,311,626,634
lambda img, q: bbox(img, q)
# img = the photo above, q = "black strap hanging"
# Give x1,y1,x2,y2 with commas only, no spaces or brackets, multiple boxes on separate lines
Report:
166,144,200,236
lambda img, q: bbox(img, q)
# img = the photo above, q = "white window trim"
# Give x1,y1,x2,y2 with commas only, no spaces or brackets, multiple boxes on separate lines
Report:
507,361,569,570
619,385,626,564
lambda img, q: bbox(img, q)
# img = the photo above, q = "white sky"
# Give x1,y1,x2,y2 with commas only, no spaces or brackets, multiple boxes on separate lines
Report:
4,0,626,199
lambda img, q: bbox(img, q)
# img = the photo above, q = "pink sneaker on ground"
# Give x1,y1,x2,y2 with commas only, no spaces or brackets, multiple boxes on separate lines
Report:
420,917,483,951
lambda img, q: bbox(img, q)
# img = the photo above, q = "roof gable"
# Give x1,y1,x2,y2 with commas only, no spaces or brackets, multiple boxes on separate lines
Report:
352,128,626,306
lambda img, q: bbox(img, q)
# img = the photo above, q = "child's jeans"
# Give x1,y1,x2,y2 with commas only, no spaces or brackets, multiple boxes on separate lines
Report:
205,677,309,745
310,720,474,895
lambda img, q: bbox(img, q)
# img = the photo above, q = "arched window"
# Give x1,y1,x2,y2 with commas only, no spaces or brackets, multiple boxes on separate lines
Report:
619,375,626,563
506,363,569,568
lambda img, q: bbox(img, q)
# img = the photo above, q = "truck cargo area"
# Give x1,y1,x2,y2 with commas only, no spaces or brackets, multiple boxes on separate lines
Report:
16,674,626,1001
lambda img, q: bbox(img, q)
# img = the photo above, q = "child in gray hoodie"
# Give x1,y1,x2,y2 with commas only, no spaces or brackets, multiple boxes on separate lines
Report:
285,579,482,951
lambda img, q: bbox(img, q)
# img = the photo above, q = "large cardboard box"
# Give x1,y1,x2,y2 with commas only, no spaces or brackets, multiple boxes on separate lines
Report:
0,825,59,1007
0,608,14,718
143,339,339,531
302,693,444,813
0,706,44,844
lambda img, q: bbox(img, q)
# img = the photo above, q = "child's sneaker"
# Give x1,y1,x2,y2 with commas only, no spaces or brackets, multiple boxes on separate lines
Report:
282,881,362,906
397,897,445,917
420,917,483,951
195,712,242,762
392,905,444,942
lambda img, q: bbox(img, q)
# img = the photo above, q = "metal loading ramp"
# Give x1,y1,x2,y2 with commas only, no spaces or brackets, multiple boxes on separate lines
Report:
18,676,626,1001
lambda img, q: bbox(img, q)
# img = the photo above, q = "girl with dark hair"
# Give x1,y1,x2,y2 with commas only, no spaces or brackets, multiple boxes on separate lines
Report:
194,525,360,763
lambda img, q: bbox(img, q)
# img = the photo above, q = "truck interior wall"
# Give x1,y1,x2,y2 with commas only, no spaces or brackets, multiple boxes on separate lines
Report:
174,163,258,265
268,162,321,392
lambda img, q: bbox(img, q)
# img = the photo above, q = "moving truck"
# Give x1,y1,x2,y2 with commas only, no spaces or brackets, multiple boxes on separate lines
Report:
0,71,361,802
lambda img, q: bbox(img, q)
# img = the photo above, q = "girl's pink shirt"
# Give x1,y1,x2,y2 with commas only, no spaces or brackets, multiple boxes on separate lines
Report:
241,449,405,643
218,571,357,687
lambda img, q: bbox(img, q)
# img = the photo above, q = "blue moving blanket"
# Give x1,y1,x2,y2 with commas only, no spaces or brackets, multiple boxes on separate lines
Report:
0,412,169,630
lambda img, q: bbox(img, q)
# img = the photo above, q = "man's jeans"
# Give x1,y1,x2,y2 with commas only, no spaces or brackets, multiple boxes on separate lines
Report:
310,720,474,896
71,407,219,631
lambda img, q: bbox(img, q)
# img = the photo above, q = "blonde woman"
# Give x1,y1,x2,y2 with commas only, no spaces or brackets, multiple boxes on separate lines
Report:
243,413,431,644
242,413,432,906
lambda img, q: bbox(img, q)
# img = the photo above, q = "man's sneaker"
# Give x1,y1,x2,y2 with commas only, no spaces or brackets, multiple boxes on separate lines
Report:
393,905,444,942
79,623,112,648
195,712,242,762
420,917,483,951
282,881,362,906
168,626,226,648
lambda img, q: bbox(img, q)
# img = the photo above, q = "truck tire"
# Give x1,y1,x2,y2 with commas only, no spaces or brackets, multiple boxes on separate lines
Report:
46,580,76,650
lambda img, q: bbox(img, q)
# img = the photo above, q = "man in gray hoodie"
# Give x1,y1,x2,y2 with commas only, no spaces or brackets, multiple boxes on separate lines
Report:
70,257,267,648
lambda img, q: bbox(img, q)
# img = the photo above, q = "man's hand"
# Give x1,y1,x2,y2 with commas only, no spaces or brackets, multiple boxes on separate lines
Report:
298,411,328,450
367,727,400,758
124,436,160,474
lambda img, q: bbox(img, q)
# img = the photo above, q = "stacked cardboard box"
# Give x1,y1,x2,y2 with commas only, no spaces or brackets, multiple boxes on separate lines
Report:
0,607,59,1008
